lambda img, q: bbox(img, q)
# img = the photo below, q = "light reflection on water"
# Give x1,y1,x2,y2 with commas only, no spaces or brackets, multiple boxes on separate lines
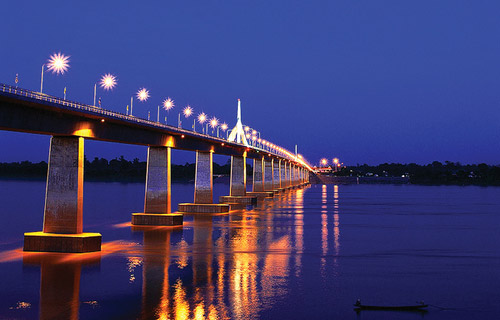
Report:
1,181,500,319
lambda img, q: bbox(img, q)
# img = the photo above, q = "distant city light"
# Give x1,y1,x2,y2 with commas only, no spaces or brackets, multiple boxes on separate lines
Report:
100,73,117,90
47,52,70,74
333,158,339,164
137,88,149,101
162,97,174,110
244,126,250,132
221,123,228,131
252,130,257,135
321,158,328,166
183,106,193,117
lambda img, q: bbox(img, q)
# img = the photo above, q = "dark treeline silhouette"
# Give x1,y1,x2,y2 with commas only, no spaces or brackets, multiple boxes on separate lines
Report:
0,156,253,182
331,161,500,186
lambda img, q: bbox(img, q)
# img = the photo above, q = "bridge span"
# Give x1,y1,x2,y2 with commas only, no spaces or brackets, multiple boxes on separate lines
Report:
0,83,311,253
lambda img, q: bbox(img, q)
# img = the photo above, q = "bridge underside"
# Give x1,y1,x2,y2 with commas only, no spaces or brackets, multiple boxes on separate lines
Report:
1,90,311,253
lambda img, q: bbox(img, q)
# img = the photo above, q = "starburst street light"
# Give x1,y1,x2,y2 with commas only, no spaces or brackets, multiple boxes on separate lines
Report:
321,158,328,166
93,73,118,107
163,97,174,111
198,112,207,124
220,122,228,139
40,52,70,93
137,88,150,102
100,73,117,90
210,117,218,128
183,106,193,117
47,53,70,74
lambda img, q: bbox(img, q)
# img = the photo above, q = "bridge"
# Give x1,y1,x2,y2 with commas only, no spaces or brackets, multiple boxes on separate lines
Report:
0,83,312,253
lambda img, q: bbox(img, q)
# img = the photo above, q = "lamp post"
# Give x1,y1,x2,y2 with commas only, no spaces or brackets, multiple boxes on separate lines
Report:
198,113,207,134
40,52,70,94
94,73,117,108
133,88,150,117
333,158,339,172
183,106,193,130
162,97,174,125
221,123,228,139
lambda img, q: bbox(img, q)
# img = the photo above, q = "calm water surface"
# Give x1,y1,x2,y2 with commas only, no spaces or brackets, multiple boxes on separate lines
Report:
0,180,499,319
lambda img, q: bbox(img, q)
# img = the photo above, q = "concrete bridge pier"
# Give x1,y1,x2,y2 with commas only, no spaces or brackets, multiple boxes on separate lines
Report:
279,160,288,191
132,147,183,226
220,154,257,205
273,159,281,193
178,151,229,213
24,136,101,253
264,160,274,191
247,157,274,199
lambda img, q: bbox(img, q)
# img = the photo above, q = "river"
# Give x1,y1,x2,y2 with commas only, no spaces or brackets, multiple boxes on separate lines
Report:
0,180,499,319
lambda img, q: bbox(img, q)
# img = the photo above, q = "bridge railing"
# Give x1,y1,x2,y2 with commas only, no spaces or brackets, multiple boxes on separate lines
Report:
1,83,309,166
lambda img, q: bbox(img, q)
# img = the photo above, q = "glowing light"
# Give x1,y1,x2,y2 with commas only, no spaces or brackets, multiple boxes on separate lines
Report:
198,112,207,124
258,138,261,143
252,136,257,141
210,117,218,128
245,134,251,139
333,158,339,164
163,97,174,110
252,130,257,135
321,158,328,166
183,105,193,117
100,73,117,90
221,123,228,131
137,88,149,101
46,52,70,74
244,126,250,132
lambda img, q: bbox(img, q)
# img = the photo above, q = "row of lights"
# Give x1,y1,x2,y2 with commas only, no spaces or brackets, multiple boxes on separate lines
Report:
34,52,308,166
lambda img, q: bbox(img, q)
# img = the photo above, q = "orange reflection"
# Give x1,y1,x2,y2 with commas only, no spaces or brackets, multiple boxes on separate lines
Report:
333,185,340,256
294,188,304,277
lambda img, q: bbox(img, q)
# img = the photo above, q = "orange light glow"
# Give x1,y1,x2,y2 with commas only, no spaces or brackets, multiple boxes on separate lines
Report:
321,158,328,166
221,123,228,131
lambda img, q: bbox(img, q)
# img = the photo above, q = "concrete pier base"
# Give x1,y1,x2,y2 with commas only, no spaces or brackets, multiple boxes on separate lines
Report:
24,232,102,253
247,191,274,199
178,203,230,214
132,213,183,226
219,195,257,205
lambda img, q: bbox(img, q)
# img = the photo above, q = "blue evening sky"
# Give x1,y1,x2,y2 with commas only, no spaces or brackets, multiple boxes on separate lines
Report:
1,0,499,165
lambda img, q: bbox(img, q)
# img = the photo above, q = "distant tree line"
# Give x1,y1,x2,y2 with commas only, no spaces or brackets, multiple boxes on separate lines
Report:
0,156,253,182
331,161,500,186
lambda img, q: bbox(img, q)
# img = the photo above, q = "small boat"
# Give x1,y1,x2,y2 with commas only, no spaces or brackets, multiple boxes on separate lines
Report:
354,299,428,311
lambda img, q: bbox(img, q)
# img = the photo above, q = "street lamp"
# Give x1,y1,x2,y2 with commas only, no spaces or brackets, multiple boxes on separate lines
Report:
40,52,70,93
333,158,339,172
221,122,228,139
210,117,218,136
182,105,193,129
162,97,174,124
198,112,207,134
93,73,117,107
130,88,149,117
